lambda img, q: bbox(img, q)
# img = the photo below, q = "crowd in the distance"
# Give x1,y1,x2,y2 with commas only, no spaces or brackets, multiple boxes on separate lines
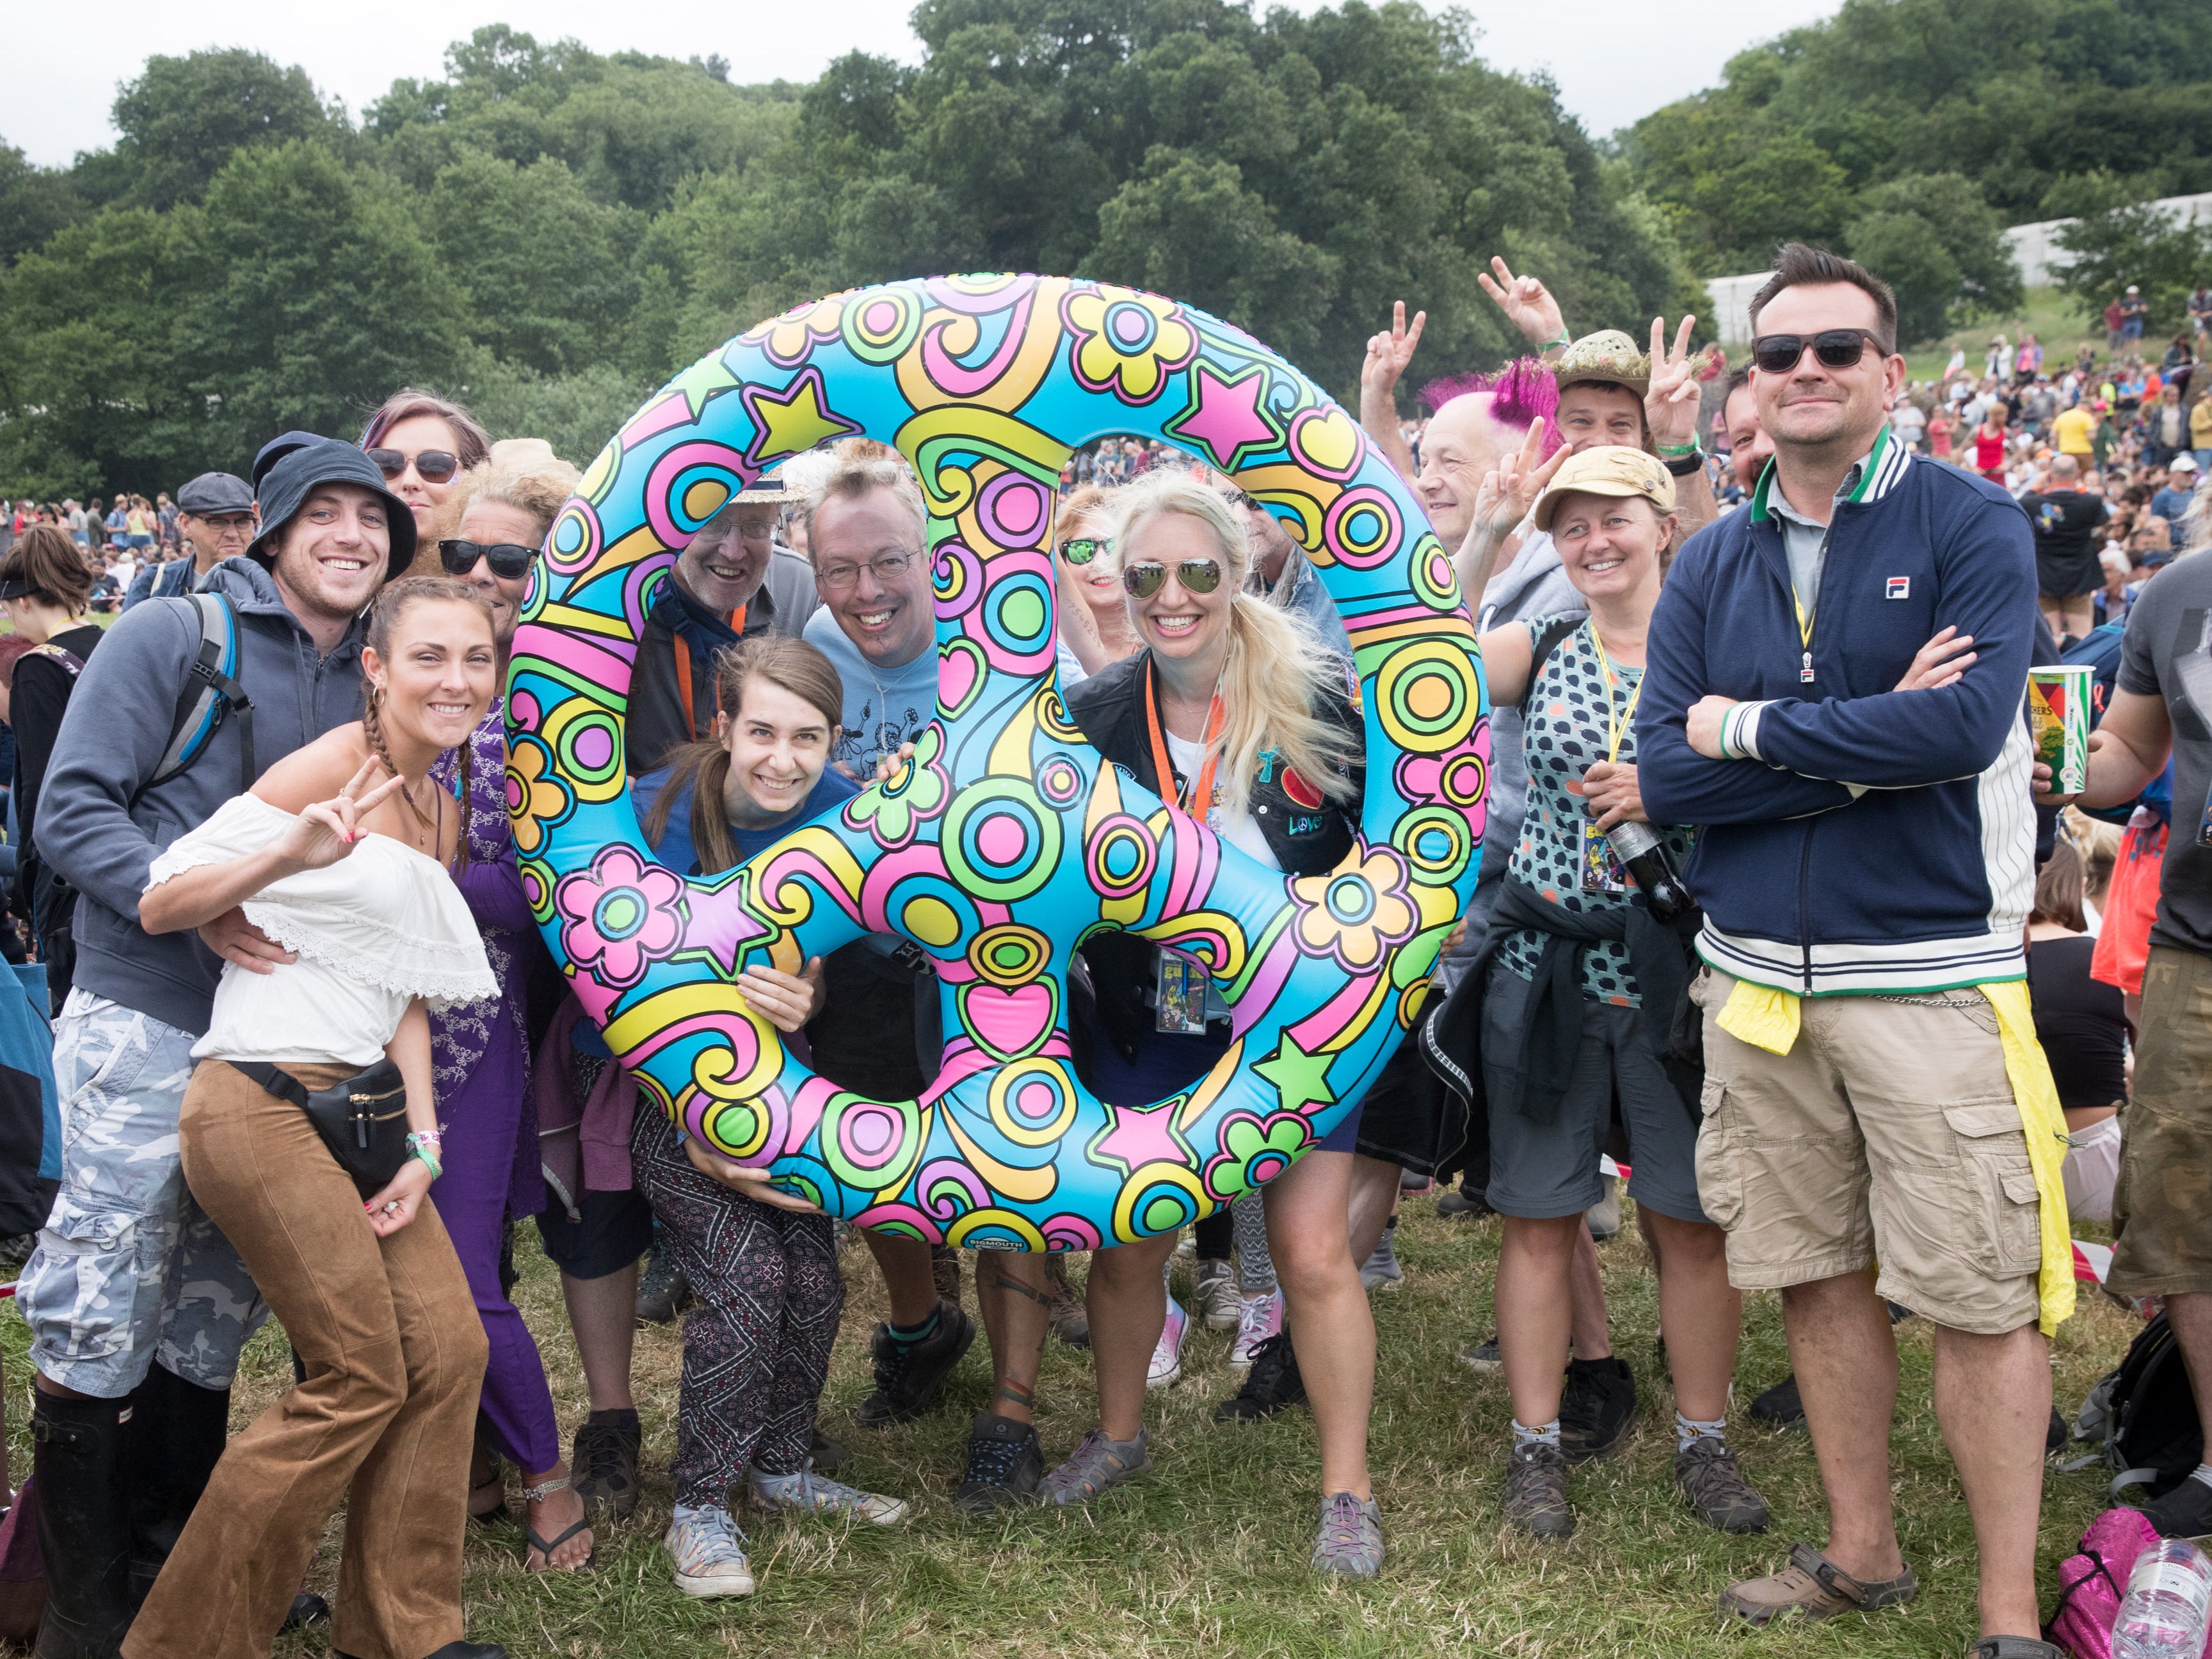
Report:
0,244,2197,1659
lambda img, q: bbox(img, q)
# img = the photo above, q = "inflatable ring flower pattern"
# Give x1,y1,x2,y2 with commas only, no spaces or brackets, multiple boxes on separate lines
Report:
508,273,1488,1245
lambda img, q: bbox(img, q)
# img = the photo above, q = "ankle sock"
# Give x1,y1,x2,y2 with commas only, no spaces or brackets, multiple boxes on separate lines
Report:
588,1406,640,1429
1676,1413,1728,1453
886,1308,942,1347
2187,1463,2212,1491
1512,1418,1562,1451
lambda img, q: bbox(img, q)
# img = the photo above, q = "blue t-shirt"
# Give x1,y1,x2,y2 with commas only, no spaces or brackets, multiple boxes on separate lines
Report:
632,764,862,877
802,611,941,778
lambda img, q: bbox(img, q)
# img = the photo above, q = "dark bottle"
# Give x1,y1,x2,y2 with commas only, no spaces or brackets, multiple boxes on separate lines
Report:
1604,821,1695,922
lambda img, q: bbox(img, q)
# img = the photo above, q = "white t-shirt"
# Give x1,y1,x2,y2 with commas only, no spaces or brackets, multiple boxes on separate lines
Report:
1164,731,1280,872
147,794,497,1066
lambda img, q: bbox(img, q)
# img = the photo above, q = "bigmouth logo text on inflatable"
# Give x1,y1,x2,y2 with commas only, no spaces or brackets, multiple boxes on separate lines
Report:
507,274,1488,1249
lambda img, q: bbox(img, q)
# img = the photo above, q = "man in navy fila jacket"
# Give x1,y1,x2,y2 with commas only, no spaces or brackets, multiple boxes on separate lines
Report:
1638,246,2055,1658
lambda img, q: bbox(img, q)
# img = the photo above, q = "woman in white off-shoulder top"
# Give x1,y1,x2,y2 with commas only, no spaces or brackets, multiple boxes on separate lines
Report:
122,576,506,1659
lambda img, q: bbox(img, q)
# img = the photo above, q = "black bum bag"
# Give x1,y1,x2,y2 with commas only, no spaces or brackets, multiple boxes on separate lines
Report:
233,1057,410,1198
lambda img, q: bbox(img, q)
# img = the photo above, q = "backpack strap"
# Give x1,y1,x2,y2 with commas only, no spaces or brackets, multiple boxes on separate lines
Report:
141,595,253,802
1519,615,1586,714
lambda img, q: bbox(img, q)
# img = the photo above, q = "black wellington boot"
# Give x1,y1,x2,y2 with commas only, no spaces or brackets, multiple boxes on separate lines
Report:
30,1391,133,1659
125,1365,230,1612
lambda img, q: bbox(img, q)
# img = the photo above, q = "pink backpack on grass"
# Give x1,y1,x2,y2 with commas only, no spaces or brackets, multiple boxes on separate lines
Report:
2049,1507,2212,1658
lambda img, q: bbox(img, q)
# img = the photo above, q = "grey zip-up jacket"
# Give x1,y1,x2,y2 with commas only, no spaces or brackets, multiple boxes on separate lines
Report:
39,557,369,1036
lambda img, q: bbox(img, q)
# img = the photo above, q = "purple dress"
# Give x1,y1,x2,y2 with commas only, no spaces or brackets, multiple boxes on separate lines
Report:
429,703,559,1474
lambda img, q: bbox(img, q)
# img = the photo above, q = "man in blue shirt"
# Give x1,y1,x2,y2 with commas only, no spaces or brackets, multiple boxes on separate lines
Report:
2151,454,2199,534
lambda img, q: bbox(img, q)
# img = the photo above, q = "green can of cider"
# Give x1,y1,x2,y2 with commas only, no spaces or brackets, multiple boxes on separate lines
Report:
2028,664,2092,795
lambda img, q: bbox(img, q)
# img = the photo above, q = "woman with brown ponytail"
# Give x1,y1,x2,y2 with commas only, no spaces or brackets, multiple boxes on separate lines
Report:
122,576,505,1659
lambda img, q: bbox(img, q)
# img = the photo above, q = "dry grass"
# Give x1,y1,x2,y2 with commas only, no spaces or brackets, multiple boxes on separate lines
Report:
0,1199,2140,1658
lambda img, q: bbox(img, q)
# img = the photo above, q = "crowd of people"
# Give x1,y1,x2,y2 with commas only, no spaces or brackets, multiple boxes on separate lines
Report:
0,244,2200,1659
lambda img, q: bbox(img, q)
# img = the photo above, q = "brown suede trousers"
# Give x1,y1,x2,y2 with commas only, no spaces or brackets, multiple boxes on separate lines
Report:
123,1059,487,1659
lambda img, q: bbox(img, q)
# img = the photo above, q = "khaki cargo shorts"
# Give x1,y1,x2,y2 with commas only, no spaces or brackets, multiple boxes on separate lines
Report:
2110,946,2212,1299
1691,968,2040,1336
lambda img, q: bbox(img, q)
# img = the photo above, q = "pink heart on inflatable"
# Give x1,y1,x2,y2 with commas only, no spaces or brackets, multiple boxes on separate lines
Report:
961,981,1057,1062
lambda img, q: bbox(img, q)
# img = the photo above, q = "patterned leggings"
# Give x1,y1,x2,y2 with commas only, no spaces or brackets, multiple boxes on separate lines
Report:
630,1109,844,1507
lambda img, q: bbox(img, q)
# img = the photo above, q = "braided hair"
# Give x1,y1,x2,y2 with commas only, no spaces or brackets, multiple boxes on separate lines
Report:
363,574,497,872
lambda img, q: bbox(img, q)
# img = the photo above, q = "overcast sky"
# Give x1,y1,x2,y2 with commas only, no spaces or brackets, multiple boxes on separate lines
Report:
9,1,1842,169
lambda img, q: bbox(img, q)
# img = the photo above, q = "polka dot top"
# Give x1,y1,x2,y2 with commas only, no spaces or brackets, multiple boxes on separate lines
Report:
1496,616,1696,1008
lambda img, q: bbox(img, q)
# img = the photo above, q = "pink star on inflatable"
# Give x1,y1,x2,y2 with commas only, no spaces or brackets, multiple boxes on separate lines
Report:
1167,361,1281,471
1090,1098,1191,1174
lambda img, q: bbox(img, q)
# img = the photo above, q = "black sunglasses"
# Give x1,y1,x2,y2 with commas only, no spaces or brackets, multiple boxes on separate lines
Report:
440,538,534,579
1123,558,1222,598
1059,536,1110,565
1217,488,1256,510
367,446,461,484
1751,330,1889,374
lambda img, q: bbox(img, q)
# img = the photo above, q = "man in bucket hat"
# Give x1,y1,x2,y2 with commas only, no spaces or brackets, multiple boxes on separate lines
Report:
20,432,411,1655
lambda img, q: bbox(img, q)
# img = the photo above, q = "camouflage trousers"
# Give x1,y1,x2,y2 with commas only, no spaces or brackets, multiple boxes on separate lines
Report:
16,990,267,1397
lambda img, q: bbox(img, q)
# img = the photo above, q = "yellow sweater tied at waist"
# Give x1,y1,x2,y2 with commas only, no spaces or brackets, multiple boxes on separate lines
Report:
1716,978,2074,1336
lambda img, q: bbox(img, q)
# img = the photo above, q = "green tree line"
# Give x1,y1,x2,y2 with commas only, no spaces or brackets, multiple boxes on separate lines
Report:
1621,0,2212,342
0,3,1703,499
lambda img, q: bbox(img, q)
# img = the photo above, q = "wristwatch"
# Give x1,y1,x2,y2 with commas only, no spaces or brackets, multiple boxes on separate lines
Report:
1662,449,1705,477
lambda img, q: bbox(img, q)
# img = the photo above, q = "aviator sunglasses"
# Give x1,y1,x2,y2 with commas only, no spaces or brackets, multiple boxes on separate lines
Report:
1123,558,1222,598
1749,329,1887,374
367,446,461,484
439,539,534,579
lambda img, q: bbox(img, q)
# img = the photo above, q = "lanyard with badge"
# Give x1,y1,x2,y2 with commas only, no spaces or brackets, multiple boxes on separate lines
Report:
1144,664,1228,1033
1580,622,1644,894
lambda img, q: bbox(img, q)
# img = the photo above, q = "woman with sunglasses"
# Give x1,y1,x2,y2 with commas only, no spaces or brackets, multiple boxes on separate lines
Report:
1054,484,1139,677
361,389,493,550
425,439,604,1573
1048,470,1384,1576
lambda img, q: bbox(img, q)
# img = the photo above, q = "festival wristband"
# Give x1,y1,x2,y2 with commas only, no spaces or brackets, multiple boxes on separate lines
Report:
1544,330,1571,352
405,1132,443,1182
1656,440,1701,457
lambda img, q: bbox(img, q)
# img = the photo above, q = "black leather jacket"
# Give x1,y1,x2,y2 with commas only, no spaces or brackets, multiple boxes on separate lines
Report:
1064,649,1364,1061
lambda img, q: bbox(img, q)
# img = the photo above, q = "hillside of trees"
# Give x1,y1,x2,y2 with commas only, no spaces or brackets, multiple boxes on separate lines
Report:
1621,0,2212,333
0,2,1703,498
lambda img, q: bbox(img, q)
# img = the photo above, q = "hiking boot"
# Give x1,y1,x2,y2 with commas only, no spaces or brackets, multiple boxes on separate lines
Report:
1585,1177,1621,1241
1359,1217,1404,1291
953,1412,1044,1516
1038,1429,1150,1506
931,1244,961,1304
1502,1442,1574,1539
1747,1374,1805,1429
1229,1288,1283,1371
1147,1295,1190,1388
749,1468,909,1525
1558,1355,1636,1463
1045,1254,1090,1349
664,1503,754,1598
1312,1491,1384,1578
1676,1438,1771,1534
2136,1473,2212,1539
636,1237,693,1326
1719,1541,1916,1625
856,1298,975,1428
570,1413,643,1521
1194,1258,1239,1331
1436,1183,1494,1220
1215,1331,1306,1422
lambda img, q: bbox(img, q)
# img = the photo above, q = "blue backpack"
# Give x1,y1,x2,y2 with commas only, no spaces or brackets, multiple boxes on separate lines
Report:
138,593,255,803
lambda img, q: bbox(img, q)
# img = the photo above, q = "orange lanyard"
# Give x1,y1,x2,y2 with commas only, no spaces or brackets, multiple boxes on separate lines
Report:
1143,664,1226,816
672,606,745,740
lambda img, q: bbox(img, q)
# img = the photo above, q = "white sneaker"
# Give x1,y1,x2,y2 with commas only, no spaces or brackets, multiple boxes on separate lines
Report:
665,1503,755,1598
1228,1288,1284,1371
1148,1294,1191,1388
749,1468,910,1525
1194,1259,1239,1331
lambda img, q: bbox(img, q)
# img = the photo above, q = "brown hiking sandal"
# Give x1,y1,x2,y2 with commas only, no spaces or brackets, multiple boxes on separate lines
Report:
1719,1542,1917,1625
1676,1438,1771,1534
1502,1442,1574,1539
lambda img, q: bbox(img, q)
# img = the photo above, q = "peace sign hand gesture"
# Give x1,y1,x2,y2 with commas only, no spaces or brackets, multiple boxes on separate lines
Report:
1646,315,1703,453
275,757,406,870
1478,258,1566,351
1360,301,1427,403
1470,417,1569,546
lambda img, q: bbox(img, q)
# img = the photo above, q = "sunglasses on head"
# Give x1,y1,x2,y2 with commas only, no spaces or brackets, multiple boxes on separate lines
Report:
1217,488,1256,510
1058,536,1110,565
439,539,534,579
1751,329,1887,374
366,447,460,484
1123,558,1222,598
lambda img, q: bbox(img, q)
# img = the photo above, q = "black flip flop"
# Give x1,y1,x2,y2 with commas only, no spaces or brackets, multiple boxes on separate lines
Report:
522,1476,597,1571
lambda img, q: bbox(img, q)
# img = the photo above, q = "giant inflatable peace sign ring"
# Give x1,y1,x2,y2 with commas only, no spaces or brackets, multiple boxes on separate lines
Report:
508,275,1489,1249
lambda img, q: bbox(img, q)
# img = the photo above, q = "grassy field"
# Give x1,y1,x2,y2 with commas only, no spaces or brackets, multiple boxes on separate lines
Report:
0,1195,2138,1658
1904,287,2104,385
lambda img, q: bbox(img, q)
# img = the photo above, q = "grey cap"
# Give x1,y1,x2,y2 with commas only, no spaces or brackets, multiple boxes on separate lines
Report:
174,472,255,517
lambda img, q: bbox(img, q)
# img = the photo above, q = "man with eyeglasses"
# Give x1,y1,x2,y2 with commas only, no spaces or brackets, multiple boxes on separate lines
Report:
629,476,820,775
1639,245,2058,1658
1214,478,1351,657
122,472,259,611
